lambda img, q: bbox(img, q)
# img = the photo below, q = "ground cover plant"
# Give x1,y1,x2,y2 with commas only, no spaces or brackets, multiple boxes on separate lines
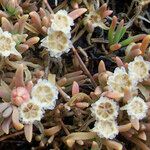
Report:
0,0,150,149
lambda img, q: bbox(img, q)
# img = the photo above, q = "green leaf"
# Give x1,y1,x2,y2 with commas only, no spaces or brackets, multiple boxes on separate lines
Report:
108,16,117,45
119,37,134,47
117,26,126,42
113,20,124,44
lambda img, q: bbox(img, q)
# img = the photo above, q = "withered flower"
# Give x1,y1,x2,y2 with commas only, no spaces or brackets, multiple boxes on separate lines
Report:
83,2,112,44
84,3,112,31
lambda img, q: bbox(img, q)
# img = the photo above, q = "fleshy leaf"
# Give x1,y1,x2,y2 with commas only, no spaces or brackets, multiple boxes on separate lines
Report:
0,80,11,101
1,116,12,134
108,16,117,45
67,93,92,107
48,73,56,85
68,8,87,20
24,124,33,142
72,81,79,96
14,64,25,87
0,103,10,113
2,106,13,118
44,125,61,136
63,132,97,148
12,106,24,130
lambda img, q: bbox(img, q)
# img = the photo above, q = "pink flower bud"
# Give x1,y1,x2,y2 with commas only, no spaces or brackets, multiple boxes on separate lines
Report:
11,87,30,106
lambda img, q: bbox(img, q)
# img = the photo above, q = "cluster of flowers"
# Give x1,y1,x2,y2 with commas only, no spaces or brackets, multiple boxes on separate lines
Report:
91,56,150,139
0,10,74,59
0,65,58,141
0,9,74,129
18,79,58,124
0,0,149,148
41,10,74,58
91,96,119,139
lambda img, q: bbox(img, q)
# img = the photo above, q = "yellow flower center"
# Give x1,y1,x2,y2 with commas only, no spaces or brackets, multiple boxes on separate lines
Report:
22,102,40,119
113,74,131,93
100,121,116,135
133,61,148,78
54,15,69,29
130,100,144,114
97,102,114,119
48,31,67,51
33,85,54,103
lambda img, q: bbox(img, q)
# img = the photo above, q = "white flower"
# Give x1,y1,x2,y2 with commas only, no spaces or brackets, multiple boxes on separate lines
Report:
41,30,72,58
91,120,119,139
128,56,150,82
19,99,43,124
0,28,21,57
121,96,148,120
51,10,74,34
31,79,58,110
107,67,134,96
91,96,119,121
